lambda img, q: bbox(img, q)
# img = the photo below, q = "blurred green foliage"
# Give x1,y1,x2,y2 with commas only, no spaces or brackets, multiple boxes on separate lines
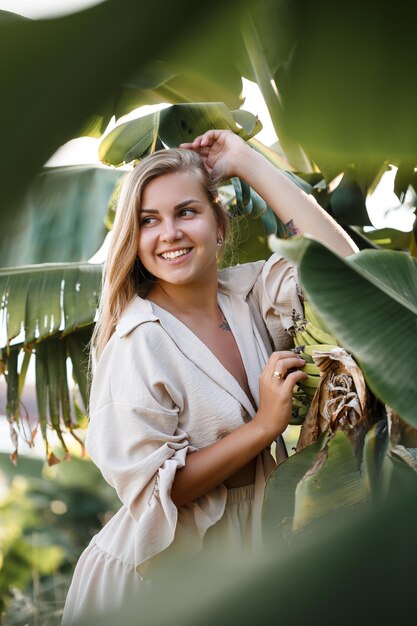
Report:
283,0,417,167
0,0,417,624
0,452,119,623
70,465,417,626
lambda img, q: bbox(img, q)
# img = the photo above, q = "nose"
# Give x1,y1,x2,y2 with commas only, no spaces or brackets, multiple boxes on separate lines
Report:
160,218,183,242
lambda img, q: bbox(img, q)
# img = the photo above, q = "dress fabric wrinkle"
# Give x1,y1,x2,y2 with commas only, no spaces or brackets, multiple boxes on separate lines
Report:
62,252,304,625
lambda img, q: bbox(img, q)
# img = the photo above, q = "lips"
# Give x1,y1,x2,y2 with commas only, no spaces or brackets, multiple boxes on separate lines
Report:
159,248,193,261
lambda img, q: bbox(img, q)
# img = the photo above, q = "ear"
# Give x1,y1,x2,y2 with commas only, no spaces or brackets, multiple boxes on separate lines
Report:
216,231,225,247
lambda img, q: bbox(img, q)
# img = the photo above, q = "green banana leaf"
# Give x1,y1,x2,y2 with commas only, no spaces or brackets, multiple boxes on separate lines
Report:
362,420,390,500
34,330,92,464
393,160,415,202
1,166,122,268
270,237,417,427
329,166,373,226
0,264,100,461
96,0,295,156
2,326,93,465
263,431,370,542
364,227,412,251
81,19,246,134
291,431,368,532
262,434,325,543
0,10,29,22
281,0,417,166
235,0,296,81
0,263,101,346
99,103,262,166
249,139,378,239
0,0,236,235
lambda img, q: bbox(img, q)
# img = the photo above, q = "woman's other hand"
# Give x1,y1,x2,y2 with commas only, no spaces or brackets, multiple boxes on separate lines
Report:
180,129,252,181
254,351,307,441
171,349,307,507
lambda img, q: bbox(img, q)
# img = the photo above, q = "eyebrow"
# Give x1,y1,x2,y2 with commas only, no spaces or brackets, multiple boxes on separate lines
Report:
139,199,203,213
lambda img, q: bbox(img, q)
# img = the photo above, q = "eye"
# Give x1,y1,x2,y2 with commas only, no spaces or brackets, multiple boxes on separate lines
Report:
179,208,197,217
140,215,158,226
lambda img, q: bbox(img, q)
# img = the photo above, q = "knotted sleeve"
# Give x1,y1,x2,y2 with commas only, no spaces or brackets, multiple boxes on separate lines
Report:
254,252,305,344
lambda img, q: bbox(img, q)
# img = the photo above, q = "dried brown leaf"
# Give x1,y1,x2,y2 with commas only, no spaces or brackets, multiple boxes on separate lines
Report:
296,348,370,453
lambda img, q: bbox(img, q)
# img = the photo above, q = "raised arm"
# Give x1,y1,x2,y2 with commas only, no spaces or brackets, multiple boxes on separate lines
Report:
180,130,358,257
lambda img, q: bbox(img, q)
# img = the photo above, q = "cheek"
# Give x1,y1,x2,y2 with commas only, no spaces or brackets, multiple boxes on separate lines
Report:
137,231,153,257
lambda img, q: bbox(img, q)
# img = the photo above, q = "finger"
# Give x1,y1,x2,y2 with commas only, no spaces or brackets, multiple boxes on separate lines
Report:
180,135,206,149
266,352,304,373
283,369,308,389
199,129,223,146
275,356,306,372
179,142,212,158
267,360,305,385
271,350,303,361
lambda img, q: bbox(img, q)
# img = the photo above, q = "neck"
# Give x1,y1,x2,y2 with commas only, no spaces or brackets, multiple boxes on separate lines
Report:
147,272,219,318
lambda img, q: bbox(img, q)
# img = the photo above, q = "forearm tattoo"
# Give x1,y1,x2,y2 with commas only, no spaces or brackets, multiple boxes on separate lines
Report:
285,219,301,237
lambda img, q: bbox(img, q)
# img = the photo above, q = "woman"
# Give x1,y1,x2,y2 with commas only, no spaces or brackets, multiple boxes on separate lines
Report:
62,130,356,623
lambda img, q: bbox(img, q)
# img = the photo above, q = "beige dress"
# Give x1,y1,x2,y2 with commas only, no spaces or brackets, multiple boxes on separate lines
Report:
62,253,303,624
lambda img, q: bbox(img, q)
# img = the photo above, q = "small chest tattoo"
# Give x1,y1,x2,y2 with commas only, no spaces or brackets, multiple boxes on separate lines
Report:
218,319,231,332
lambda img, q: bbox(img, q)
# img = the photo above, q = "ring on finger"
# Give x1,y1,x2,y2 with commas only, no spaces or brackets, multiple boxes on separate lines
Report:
273,370,285,380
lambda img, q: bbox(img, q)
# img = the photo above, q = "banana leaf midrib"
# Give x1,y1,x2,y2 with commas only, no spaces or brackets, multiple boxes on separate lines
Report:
0,262,103,276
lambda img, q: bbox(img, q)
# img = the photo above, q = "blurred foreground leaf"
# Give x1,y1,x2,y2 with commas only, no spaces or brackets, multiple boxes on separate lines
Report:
0,0,239,244
282,0,417,166
72,474,417,626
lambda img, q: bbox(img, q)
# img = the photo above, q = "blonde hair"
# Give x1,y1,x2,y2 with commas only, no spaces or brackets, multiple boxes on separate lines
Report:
92,148,230,361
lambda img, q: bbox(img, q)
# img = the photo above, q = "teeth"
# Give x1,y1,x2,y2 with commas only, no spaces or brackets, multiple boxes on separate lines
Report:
161,248,190,260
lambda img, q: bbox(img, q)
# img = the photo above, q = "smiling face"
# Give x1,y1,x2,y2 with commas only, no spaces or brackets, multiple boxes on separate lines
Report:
137,170,223,293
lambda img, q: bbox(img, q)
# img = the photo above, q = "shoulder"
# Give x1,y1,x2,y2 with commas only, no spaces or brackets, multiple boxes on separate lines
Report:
115,295,158,337
218,258,266,297
91,303,180,411
96,297,174,378
217,252,296,298
113,296,175,352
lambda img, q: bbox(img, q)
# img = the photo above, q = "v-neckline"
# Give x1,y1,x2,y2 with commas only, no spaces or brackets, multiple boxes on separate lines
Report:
216,302,257,411
150,299,257,415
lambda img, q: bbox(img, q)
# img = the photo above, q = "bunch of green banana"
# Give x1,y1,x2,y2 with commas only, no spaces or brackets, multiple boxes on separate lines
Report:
292,300,339,399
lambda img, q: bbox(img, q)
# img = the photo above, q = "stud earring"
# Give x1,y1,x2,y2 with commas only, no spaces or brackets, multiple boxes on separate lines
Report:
216,236,224,247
